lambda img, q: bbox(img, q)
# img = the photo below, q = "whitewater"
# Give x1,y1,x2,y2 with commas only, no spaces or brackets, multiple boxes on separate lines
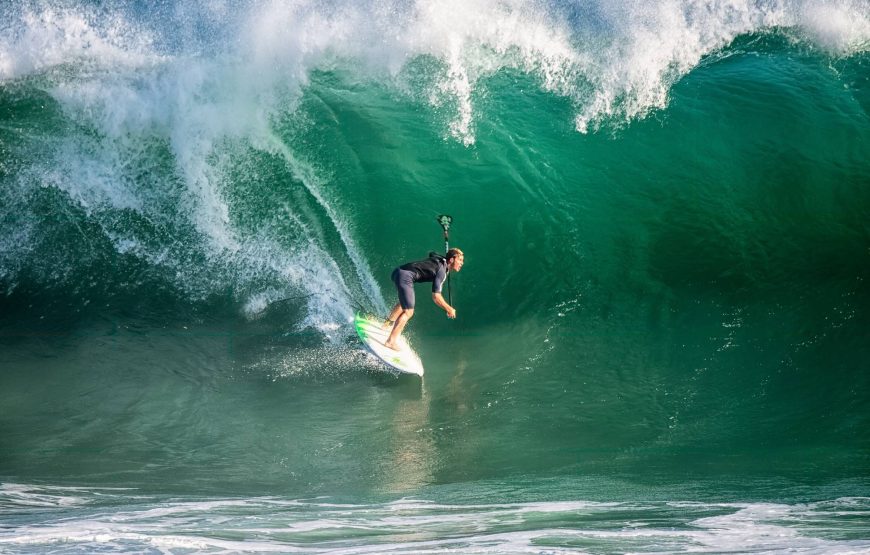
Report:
1,0,869,552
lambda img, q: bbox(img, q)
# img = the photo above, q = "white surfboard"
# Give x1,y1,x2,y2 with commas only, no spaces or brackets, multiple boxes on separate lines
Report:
354,313,424,376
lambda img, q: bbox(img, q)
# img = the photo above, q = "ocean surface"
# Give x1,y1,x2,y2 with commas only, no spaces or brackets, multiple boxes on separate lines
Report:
1,0,869,552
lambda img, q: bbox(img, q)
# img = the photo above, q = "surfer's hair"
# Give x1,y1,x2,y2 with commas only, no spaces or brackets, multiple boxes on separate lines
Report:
445,248,464,261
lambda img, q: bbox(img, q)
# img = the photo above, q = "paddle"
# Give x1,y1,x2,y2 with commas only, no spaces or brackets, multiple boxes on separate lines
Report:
436,214,453,306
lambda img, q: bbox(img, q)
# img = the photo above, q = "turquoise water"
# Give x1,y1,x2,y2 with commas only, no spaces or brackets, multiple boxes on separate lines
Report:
1,0,869,552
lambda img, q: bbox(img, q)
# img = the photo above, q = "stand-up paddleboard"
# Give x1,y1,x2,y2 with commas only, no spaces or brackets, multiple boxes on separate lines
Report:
354,313,424,376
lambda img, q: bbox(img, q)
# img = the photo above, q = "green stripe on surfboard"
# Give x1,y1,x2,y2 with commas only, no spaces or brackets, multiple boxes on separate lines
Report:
354,313,424,376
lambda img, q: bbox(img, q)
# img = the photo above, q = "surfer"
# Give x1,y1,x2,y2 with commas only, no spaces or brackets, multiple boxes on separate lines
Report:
382,248,465,350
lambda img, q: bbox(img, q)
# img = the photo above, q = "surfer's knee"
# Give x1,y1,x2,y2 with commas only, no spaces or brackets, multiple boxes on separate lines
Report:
403,308,414,319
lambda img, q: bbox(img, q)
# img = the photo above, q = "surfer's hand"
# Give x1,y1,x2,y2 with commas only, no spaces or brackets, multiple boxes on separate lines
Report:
446,307,456,319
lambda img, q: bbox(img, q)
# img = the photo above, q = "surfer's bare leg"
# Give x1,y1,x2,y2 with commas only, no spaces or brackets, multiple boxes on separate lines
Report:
384,308,413,350
382,303,403,330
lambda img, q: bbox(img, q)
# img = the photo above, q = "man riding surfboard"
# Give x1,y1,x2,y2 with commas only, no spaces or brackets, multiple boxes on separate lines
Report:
382,248,465,350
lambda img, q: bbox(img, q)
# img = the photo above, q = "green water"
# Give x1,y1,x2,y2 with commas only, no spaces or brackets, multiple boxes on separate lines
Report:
1,0,869,552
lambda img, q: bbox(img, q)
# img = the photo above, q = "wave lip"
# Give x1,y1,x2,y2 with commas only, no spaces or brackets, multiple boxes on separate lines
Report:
4,1,869,137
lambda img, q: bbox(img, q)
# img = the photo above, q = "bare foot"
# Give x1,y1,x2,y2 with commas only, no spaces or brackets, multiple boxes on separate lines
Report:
383,340,400,351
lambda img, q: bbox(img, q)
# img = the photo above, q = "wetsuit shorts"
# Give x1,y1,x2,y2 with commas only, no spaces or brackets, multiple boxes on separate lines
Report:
391,268,417,309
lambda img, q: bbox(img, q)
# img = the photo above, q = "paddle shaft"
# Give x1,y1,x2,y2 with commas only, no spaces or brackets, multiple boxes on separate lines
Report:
443,230,452,306
437,214,453,307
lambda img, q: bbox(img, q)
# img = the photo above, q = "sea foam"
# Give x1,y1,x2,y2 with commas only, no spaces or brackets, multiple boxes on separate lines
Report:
0,0,867,334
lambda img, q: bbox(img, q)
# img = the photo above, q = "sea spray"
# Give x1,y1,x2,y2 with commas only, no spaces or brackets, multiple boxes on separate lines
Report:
0,2,868,553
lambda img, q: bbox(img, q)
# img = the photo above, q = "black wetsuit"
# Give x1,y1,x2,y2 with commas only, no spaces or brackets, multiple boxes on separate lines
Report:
391,254,448,309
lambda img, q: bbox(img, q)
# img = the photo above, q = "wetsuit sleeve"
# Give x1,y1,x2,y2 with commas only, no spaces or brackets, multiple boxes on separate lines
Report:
432,266,447,293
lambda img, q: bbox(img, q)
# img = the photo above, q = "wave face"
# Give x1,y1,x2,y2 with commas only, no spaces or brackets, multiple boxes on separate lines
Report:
1,0,869,551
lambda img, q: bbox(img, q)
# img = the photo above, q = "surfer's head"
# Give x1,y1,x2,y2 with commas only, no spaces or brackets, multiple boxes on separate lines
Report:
446,248,464,272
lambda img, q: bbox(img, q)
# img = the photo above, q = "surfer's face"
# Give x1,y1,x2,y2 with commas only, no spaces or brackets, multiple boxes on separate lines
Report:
449,253,464,272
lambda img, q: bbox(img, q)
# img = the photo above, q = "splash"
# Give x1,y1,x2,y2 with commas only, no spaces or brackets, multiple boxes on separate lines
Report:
1,0,867,334
3,1,870,136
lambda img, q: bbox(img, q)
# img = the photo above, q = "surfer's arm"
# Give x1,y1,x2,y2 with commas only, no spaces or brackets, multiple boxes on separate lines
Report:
431,293,456,318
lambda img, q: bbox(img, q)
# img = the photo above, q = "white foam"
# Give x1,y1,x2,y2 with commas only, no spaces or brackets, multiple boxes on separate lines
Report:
3,489,870,554
801,1,870,54
4,0,868,338
0,220,32,289
0,483,90,508
4,1,869,139
261,135,388,317
2,4,383,334
243,288,287,318
0,7,155,81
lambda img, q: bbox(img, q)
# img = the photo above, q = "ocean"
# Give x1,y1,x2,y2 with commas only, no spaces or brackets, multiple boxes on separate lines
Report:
1,0,869,552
